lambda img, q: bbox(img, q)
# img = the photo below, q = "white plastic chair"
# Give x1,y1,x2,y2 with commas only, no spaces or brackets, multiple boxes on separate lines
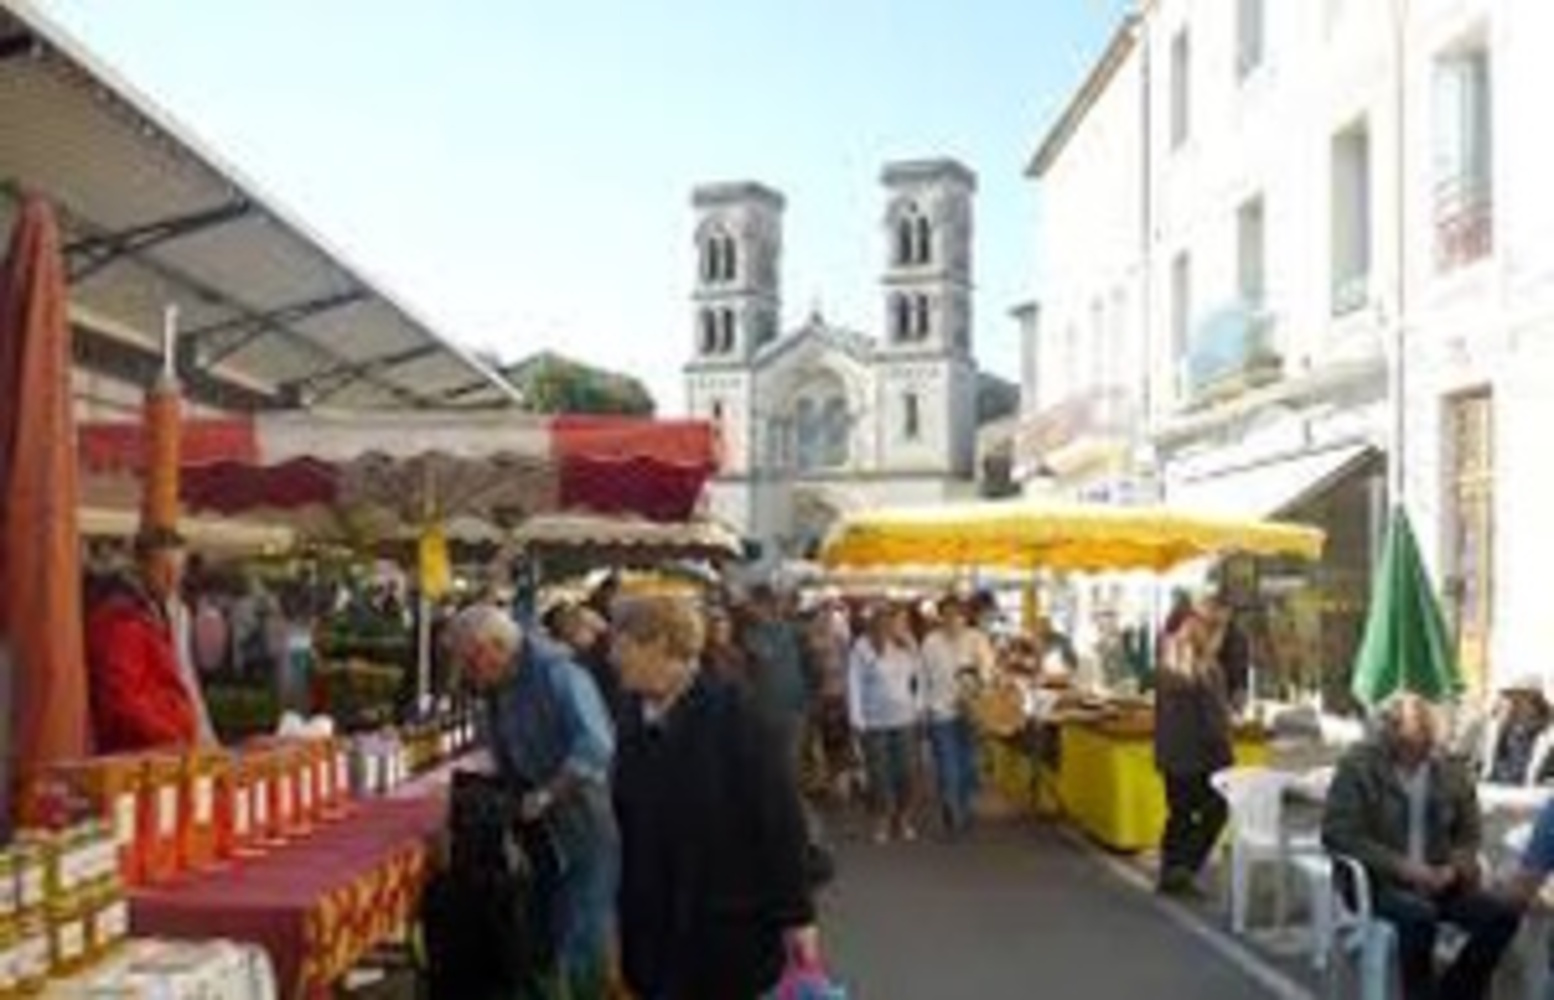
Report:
1211,766,1323,937
1314,853,1396,1000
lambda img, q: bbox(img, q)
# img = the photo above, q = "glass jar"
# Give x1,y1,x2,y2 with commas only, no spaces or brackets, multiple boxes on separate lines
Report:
0,915,18,998
10,845,44,916
0,851,17,922
87,877,128,958
13,912,46,995
47,888,87,977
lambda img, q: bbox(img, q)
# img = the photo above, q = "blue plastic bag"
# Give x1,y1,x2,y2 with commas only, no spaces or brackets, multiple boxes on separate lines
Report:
772,957,849,1000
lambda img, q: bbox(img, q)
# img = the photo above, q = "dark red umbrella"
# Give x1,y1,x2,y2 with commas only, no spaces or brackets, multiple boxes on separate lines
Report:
0,195,91,796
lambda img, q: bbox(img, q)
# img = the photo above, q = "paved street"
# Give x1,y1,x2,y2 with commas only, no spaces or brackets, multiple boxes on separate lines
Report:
821,814,1300,1000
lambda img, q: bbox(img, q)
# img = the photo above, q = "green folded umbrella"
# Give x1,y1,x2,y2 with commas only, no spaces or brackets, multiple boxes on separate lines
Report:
1351,506,1463,707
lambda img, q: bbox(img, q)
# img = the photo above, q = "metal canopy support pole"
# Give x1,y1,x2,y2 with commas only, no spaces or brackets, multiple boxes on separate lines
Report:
416,461,435,713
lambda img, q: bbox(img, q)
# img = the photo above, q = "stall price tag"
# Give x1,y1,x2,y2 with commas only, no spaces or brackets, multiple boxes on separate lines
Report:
58,918,85,964
114,793,136,848
233,787,251,838
157,785,178,839
18,863,44,910
98,900,128,944
194,777,215,827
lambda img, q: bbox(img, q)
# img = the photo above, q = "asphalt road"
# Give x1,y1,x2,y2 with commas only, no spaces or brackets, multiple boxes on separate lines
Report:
819,815,1292,1000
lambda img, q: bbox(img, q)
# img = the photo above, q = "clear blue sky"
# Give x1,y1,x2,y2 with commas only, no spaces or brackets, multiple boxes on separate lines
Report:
38,1,1129,412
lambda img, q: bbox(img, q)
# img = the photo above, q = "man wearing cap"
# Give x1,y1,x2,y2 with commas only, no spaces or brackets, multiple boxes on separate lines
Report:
85,527,202,752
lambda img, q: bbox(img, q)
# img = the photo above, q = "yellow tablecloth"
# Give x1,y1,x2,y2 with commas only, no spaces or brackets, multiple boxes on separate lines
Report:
985,720,1269,852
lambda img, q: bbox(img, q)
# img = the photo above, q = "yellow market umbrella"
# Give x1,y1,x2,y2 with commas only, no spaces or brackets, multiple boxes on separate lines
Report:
820,499,1324,574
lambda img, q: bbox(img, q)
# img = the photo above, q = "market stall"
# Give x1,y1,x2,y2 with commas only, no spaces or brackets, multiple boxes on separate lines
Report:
821,499,1323,852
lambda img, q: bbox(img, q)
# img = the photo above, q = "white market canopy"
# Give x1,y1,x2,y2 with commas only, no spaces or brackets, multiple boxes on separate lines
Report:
0,0,521,411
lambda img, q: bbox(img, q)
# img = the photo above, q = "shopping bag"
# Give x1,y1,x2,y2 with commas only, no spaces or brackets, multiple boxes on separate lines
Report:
773,955,849,1000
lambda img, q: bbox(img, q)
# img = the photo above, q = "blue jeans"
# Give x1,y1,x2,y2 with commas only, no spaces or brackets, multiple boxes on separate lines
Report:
928,717,978,832
551,833,619,994
860,727,915,818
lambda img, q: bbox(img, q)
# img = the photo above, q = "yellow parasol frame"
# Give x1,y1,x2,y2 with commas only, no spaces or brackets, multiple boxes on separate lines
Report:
820,499,1325,574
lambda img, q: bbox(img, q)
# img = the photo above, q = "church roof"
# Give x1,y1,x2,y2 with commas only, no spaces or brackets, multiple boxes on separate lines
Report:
752,308,877,370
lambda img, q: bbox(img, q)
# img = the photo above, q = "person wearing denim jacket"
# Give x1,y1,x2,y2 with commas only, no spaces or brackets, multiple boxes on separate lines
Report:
451,604,619,999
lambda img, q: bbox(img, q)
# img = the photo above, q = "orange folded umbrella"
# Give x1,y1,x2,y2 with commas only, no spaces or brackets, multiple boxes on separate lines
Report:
0,194,91,781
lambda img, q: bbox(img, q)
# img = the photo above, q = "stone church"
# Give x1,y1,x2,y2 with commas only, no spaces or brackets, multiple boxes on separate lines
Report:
684,159,983,558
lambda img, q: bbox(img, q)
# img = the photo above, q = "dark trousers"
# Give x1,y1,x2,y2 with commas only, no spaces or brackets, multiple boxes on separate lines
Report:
1374,885,1520,1000
1160,772,1228,876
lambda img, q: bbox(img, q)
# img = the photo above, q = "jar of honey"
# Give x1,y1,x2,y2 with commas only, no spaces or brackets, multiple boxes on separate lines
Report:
181,749,229,869
84,876,128,960
46,888,87,977
139,753,184,884
10,844,44,916
0,850,17,922
13,911,46,995
0,914,19,998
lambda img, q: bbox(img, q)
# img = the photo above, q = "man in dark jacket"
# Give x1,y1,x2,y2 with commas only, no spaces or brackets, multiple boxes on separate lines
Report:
1322,693,1519,1000
1153,598,1234,896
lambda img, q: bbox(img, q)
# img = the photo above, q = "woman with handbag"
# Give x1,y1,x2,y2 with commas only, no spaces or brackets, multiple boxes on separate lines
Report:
611,595,822,1000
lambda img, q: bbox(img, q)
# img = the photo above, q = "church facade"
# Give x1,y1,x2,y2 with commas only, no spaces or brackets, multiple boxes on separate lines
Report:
684,159,982,558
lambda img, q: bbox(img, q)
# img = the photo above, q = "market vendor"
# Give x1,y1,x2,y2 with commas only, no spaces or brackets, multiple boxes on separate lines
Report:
85,526,210,752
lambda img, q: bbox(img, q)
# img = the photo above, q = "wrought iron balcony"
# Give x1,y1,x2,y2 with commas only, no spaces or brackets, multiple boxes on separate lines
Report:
1435,173,1493,272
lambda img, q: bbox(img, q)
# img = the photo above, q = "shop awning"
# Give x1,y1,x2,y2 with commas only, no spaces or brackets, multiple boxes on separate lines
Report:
0,2,522,411
1165,444,1377,521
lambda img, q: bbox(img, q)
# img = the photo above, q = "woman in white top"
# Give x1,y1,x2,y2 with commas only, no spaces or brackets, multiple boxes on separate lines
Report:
920,597,994,837
848,604,924,843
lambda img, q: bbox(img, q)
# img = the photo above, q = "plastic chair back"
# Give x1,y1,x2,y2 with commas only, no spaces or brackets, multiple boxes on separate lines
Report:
1211,767,1291,851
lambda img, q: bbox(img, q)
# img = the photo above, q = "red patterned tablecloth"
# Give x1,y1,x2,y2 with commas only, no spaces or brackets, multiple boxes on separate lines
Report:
130,794,445,999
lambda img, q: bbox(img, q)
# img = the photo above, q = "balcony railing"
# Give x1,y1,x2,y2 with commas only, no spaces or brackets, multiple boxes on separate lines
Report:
1185,303,1283,406
1435,173,1493,272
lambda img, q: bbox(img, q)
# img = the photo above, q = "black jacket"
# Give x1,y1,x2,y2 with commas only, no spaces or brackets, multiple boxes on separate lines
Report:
614,674,815,1000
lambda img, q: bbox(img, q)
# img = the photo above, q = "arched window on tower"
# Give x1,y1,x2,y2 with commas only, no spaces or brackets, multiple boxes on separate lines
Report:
699,309,718,354
720,236,738,282
914,294,932,340
915,215,933,265
892,294,912,343
719,309,737,353
895,216,916,267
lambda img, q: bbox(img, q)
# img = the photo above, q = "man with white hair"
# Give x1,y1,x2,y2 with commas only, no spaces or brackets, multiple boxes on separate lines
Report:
447,602,619,999
1322,692,1519,1000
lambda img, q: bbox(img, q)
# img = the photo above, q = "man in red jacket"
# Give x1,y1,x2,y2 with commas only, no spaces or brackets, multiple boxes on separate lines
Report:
85,527,199,752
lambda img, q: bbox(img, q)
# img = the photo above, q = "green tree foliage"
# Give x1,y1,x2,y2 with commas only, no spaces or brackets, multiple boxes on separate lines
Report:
501,350,656,416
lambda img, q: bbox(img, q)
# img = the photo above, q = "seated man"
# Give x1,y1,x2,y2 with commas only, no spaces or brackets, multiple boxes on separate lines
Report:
1322,692,1520,1000
1484,679,1553,784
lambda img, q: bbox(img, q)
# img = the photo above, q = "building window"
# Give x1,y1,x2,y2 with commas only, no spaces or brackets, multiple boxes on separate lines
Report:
699,309,718,355
1170,251,1192,394
896,216,915,267
1434,43,1493,271
903,391,921,440
1237,195,1267,309
892,294,912,342
1445,390,1494,694
1170,28,1191,149
710,399,724,424
822,396,849,467
913,294,932,340
1331,118,1371,315
915,215,933,265
893,203,932,266
719,309,737,353
720,236,738,282
1237,0,1265,79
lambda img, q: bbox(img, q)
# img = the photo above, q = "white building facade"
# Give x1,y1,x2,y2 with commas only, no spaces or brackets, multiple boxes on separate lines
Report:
684,162,981,558
1023,0,1554,696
